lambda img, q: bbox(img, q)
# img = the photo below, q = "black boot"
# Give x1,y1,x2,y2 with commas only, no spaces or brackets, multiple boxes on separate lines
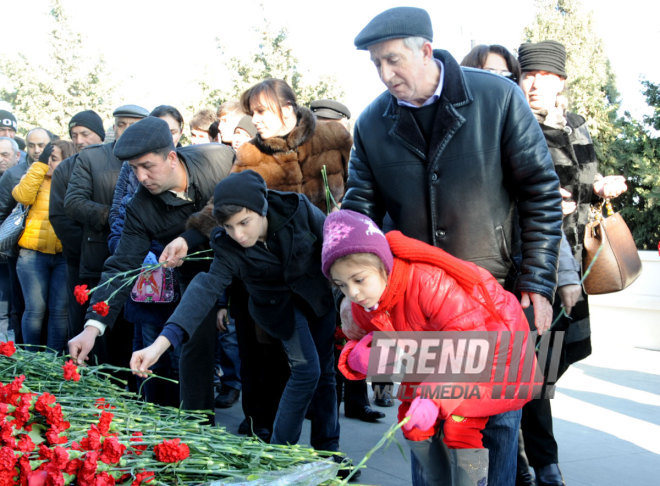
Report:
534,464,565,486
345,405,385,422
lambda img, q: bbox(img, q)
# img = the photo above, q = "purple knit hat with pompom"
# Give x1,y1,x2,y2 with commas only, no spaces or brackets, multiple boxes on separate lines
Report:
321,210,393,278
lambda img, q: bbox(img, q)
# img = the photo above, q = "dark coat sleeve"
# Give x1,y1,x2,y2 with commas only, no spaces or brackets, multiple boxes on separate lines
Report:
166,235,236,340
341,119,386,227
108,162,137,255
501,89,562,300
63,151,109,232
49,155,83,258
0,170,18,223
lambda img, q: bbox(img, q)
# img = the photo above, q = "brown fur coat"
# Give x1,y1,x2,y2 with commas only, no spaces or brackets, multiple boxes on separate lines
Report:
186,107,352,238
232,106,352,214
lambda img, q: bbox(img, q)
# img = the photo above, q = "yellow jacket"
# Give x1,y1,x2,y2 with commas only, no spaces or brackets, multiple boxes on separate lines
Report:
11,162,62,254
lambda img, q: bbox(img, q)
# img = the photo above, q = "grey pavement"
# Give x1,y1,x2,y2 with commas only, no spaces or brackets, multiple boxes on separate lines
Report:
214,305,660,485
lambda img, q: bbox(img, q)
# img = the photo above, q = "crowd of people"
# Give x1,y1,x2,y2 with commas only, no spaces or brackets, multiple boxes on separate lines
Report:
0,6,630,486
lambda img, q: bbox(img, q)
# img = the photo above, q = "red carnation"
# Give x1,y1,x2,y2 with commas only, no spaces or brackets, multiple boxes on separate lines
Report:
97,411,113,436
73,285,90,305
77,451,98,485
129,432,147,456
79,425,102,451
131,471,155,485
62,360,81,382
93,471,116,486
91,302,109,317
0,446,16,471
153,438,190,463
94,398,116,410
17,434,35,452
99,436,125,464
0,341,15,357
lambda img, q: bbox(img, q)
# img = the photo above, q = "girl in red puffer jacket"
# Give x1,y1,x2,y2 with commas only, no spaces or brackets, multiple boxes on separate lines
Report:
322,209,539,486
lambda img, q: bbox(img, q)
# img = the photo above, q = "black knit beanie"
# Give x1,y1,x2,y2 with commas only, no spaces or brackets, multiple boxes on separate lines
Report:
69,110,105,141
518,40,567,78
213,170,268,220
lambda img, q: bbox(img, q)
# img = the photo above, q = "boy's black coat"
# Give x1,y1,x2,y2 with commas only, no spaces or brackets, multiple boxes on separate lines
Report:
170,190,333,340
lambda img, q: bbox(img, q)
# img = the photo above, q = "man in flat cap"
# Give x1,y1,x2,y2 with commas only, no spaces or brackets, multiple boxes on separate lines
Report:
517,40,627,486
49,109,106,342
68,116,235,416
340,6,563,486
63,104,148,374
310,99,351,131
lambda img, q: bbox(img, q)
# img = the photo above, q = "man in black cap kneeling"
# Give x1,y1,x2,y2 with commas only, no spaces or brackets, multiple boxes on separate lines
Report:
68,117,234,416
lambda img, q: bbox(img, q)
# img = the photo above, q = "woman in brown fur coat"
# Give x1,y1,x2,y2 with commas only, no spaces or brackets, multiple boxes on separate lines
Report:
232,78,352,213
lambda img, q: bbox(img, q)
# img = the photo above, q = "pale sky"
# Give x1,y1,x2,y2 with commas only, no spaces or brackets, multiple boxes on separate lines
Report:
2,0,659,125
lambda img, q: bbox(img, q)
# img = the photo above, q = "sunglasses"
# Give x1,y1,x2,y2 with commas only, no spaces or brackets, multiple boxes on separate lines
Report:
483,68,516,81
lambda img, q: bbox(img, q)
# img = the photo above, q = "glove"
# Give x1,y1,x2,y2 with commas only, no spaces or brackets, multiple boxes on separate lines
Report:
442,415,488,449
346,332,373,375
143,251,158,266
403,397,439,432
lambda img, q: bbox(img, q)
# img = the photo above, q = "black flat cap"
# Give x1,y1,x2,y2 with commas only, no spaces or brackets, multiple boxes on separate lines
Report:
112,104,150,119
113,116,175,161
310,99,351,120
354,7,433,50
518,40,567,78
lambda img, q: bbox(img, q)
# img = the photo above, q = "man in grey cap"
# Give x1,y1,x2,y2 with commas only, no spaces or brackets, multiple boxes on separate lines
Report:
310,99,351,131
62,104,148,373
340,6,563,486
68,116,235,416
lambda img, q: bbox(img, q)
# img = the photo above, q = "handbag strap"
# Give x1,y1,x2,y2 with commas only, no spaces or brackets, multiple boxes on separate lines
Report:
589,198,614,223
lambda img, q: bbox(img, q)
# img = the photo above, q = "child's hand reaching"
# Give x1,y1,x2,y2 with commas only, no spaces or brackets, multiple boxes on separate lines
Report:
347,332,373,375
403,397,439,432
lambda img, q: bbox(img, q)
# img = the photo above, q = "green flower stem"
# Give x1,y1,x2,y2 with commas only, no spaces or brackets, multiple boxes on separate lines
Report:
339,416,411,485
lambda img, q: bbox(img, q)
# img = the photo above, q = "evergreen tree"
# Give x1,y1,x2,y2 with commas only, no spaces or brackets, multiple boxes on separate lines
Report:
0,0,114,137
195,18,343,112
607,81,660,249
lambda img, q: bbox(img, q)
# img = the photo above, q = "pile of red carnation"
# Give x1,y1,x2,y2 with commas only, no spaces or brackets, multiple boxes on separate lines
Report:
0,343,189,485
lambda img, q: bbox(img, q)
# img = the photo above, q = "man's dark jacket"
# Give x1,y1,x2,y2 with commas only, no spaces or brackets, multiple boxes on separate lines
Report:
168,190,334,341
50,154,83,263
85,143,235,327
63,143,122,280
342,50,563,301
0,161,29,222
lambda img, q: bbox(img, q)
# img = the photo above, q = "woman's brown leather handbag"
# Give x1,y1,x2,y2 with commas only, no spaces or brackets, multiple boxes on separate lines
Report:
582,199,642,295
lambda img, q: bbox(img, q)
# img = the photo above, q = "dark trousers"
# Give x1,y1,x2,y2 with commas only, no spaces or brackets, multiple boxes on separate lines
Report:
7,255,24,342
335,344,371,413
179,306,217,418
519,303,572,469
65,260,87,339
232,284,289,434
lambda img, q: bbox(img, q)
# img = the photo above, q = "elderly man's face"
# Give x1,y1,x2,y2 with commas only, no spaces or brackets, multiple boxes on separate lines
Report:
26,129,50,162
368,38,431,105
0,140,19,174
